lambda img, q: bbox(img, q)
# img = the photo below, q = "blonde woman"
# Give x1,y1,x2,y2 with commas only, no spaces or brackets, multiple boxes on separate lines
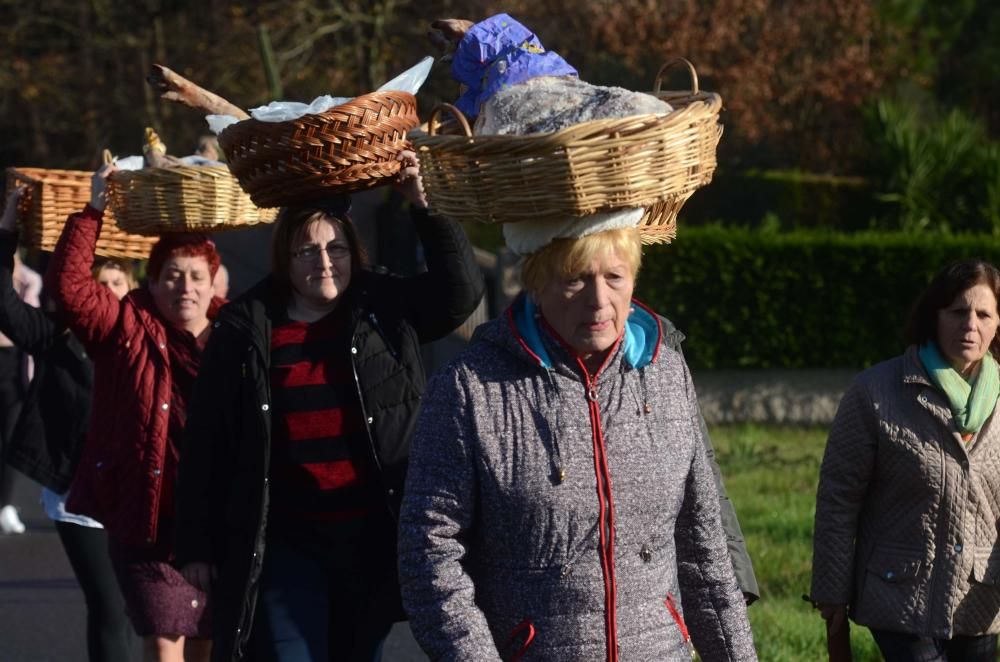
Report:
399,225,756,661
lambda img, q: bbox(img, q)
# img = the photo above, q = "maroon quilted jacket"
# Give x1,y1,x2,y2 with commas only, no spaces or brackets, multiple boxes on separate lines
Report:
46,205,220,548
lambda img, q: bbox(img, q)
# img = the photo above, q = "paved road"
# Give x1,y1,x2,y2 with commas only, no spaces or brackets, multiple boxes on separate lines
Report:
0,472,429,662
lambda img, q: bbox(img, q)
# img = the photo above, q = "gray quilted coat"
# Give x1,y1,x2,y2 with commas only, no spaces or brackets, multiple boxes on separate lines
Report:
812,345,1000,637
399,296,756,661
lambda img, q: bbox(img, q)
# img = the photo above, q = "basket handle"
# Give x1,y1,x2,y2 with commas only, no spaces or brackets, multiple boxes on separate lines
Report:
428,103,473,137
653,58,699,95
102,149,114,166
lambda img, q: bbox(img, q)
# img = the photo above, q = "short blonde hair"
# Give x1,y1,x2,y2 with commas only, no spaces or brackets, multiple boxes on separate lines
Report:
520,228,642,297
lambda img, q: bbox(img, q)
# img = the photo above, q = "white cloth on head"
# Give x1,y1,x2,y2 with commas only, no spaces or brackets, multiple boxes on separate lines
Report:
503,207,644,256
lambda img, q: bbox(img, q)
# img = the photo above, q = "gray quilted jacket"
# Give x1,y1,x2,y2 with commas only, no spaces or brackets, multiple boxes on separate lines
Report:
811,345,1000,637
399,296,756,661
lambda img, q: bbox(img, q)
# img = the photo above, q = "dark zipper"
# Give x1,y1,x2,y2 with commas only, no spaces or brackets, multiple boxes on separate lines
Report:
349,317,395,518
368,312,399,361
231,318,271,659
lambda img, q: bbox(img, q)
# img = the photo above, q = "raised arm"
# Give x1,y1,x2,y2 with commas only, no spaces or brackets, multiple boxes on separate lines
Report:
44,166,124,348
0,187,59,354
387,150,485,342
397,366,503,661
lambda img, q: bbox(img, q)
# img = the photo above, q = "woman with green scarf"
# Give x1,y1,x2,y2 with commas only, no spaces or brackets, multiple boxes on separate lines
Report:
811,259,1000,662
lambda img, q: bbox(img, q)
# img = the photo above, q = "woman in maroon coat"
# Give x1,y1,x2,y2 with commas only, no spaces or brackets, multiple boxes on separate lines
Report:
46,164,222,662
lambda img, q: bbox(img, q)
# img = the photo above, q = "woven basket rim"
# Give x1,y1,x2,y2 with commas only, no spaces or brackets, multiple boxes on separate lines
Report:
8,166,96,180
416,91,721,148
219,88,419,137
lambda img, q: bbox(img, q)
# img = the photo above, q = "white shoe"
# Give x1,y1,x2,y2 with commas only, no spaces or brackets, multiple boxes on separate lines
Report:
0,505,25,534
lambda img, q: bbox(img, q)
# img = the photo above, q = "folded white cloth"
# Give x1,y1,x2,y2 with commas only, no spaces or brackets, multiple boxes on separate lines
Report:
503,208,645,256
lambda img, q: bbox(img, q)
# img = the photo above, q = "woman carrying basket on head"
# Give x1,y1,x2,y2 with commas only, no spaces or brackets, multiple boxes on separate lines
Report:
46,164,224,662
173,150,485,662
397,16,757,662
397,214,756,661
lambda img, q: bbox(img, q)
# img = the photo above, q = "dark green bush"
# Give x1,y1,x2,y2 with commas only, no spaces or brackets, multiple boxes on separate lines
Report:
864,97,1000,233
680,170,885,231
634,226,1000,369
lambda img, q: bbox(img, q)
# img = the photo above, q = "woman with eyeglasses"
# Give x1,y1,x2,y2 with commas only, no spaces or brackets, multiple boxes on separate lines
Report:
173,150,485,662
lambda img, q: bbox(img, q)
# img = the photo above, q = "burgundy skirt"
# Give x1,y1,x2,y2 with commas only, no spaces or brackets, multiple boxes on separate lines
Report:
108,529,211,638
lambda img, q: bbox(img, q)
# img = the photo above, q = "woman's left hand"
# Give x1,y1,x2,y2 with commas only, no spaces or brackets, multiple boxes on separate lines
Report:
393,149,428,209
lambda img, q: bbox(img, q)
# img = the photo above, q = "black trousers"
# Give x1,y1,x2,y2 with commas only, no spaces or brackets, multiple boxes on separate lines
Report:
871,627,998,662
55,520,138,661
0,347,23,506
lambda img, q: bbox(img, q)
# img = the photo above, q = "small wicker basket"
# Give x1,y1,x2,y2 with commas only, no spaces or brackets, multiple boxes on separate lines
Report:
218,90,420,207
413,58,722,245
5,167,157,259
106,164,277,236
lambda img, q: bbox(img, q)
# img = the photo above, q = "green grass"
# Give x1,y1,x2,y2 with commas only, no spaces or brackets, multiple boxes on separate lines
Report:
710,424,883,661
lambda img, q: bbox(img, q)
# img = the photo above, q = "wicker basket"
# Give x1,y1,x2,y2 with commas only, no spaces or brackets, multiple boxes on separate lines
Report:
106,165,277,236
5,167,158,259
412,58,723,245
218,90,420,207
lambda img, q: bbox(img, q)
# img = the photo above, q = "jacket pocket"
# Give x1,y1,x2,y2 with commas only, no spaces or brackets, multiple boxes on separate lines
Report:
664,592,694,655
973,547,1000,586
865,546,923,583
857,544,924,628
504,619,536,662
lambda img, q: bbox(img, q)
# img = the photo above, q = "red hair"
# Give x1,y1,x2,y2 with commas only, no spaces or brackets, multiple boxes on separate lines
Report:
147,233,221,283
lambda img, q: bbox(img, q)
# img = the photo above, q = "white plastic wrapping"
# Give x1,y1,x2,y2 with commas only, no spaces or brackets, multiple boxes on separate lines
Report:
111,155,145,171
110,155,223,170
206,56,434,132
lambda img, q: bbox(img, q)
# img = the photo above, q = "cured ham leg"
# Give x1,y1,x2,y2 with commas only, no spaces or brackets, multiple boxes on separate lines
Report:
146,64,250,120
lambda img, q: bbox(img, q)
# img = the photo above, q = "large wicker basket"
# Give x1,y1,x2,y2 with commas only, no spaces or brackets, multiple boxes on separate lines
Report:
107,165,277,236
412,58,722,245
218,90,420,207
5,167,157,259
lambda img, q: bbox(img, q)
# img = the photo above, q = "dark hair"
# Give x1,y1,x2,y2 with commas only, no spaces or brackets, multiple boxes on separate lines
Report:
147,234,221,283
905,258,1000,357
270,203,366,301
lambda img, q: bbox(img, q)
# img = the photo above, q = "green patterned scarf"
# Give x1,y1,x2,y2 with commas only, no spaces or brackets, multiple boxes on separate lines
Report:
918,342,1000,435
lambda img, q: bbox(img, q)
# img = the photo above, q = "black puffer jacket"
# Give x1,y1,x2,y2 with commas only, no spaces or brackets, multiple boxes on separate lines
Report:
174,208,484,662
0,230,92,493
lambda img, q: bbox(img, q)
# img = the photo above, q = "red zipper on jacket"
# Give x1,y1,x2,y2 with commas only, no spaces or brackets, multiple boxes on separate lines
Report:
575,341,622,662
586,371,619,662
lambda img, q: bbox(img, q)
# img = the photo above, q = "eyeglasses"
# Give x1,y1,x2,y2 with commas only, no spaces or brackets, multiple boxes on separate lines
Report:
291,243,352,262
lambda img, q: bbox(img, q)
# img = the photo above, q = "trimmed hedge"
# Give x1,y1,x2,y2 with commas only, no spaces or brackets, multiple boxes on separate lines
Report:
634,227,1000,369
679,169,885,231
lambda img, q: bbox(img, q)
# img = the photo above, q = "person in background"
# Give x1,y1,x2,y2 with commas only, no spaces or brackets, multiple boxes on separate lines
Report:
174,150,484,662
1,185,137,660
0,217,40,535
813,259,1000,661
46,164,223,662
211,264,228,300
94,259,138,300
194,136,221,163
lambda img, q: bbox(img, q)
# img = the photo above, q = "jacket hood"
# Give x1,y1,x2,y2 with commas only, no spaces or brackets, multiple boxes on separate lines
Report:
478,294,662,370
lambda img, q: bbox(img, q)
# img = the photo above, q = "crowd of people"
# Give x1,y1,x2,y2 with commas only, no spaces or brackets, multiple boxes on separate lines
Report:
4,14,1000,662
0,136,765,661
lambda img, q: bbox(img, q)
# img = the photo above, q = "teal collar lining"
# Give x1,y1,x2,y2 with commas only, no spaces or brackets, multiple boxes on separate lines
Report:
511,296,660,370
